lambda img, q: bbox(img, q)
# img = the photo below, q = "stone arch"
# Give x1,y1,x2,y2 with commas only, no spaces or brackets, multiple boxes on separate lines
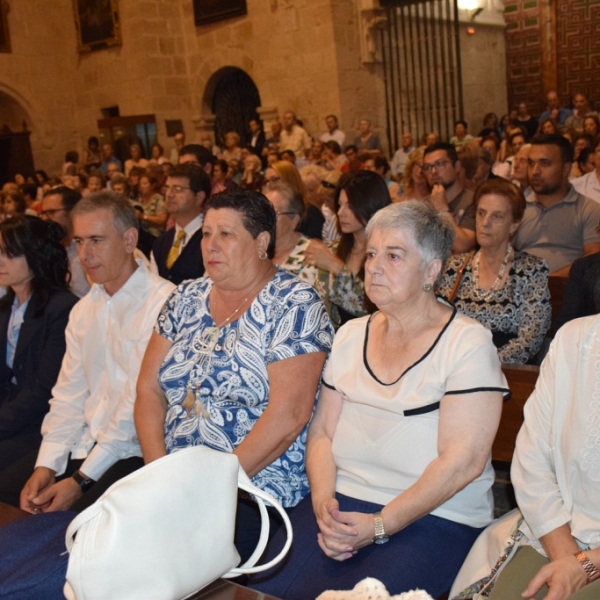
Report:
201,66,261,147
0,83,40,135
0,84,40,183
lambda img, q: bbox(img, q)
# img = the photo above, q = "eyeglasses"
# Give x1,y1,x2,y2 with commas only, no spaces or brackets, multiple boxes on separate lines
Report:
421,159,453,173
162,184,191,194
40,208,70,218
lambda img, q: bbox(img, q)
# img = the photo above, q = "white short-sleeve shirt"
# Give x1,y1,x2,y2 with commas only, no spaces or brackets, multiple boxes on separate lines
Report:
323,307,509,528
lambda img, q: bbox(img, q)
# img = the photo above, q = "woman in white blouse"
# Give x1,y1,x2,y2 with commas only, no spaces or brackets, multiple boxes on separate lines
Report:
250,201,508,599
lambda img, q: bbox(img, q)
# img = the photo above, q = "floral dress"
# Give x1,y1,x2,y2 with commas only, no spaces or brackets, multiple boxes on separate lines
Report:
437,251,551,363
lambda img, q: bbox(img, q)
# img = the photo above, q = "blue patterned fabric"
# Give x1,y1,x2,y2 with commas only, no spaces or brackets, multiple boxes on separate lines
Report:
156,268,334,507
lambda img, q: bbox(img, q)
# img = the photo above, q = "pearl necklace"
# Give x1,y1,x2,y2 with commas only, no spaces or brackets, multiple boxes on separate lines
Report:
472,244,512,301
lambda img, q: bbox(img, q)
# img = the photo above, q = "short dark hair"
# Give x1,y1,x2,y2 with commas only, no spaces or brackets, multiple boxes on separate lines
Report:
214,159,229,174
179,144,215,166
482,135,501,151
20,183,38,200
43,185,82,210
423,142,459,164
531,134,574,164
578,147,594,170
72,191,138,234
325,140,342,155
454,119,468,130
168,163,211,197
0,215,70,315
204,189,277,259
65,151,79,164
474,178,526,223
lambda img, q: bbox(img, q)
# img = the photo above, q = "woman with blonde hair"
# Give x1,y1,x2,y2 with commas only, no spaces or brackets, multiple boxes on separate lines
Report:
398,147,429,201
239,153,264,192
221,131,243,164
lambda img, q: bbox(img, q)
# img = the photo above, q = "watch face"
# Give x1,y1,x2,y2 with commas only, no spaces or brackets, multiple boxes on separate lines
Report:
374,536,390,545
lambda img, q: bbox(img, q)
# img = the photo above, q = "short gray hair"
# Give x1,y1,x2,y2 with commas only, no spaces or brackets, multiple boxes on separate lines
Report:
72,191,138,234
366,201,455,282
263,180,305,218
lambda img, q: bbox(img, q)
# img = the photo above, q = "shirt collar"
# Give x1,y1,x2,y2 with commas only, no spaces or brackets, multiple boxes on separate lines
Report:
528,183,579,206
175,213,204,241
90,258,148,302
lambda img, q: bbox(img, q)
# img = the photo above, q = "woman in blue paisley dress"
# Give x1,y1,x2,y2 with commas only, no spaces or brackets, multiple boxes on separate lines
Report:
437,179,551,364
135,188,334,560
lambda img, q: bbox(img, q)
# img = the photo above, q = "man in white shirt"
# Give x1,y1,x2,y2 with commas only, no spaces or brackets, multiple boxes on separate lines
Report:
40,186,90,298
0,192,174,512
320,114,346,149
390,131,416,180
280,111,312,160
150,163,211,284
572,137,600,203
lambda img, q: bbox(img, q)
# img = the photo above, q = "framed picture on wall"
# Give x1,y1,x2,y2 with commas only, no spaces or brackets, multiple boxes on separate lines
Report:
193,0,247,26
73,0,122,53
0,1,11,53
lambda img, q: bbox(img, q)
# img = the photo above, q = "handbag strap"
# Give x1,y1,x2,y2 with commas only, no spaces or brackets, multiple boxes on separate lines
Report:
448,250,474,303
65,500,105,552
222,469,293,577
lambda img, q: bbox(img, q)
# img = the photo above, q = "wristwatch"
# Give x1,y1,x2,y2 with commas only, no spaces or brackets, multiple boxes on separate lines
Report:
372,512,390,545
574,551,600,582
72,470,95,493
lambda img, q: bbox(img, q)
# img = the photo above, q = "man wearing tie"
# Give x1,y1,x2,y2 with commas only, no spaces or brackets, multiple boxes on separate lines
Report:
151,164,211,284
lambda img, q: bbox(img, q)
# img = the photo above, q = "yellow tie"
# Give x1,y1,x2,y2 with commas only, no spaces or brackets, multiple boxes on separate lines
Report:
166,230,185,269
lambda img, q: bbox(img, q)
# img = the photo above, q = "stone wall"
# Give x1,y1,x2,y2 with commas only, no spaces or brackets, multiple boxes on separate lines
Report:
0,0,508,175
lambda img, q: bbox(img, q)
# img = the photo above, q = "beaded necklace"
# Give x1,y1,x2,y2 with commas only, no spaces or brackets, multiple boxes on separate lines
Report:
471,244,512,301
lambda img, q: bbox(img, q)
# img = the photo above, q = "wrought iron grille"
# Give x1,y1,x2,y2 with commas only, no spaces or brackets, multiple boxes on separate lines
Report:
379,0,464,151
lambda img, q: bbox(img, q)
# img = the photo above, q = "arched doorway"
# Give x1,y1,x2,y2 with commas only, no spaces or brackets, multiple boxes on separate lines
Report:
0,90,35,184
208,67,261,147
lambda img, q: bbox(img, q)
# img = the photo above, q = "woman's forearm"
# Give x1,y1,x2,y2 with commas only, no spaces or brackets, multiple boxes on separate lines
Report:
232,402,307,478
540,524,582,561
134,388,167,463
306,432,338,510
381,449,486,535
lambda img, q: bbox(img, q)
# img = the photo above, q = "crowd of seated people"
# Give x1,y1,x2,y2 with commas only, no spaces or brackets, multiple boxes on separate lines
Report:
0,93,599,598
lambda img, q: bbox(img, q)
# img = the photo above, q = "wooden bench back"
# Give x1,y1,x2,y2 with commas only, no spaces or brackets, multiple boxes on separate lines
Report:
492,364,539,463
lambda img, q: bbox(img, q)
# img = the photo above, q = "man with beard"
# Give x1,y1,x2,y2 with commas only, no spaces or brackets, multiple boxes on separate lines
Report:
422,142,476,253
513,134,600,275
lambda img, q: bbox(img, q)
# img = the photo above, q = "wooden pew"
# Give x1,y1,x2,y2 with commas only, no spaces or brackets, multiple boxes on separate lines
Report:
548,274,568,323
492,364,539,463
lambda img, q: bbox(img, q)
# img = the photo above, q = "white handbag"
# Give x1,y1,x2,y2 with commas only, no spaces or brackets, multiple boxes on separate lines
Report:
63,446,293,600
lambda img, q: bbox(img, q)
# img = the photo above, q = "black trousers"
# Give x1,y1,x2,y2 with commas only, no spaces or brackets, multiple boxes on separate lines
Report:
0,451,144,512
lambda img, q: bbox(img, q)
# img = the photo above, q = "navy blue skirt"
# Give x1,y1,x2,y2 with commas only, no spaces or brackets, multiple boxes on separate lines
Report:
249,492,483,599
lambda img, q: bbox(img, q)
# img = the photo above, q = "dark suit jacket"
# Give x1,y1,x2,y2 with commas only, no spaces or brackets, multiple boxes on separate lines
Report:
153,228,205,284
0,290,79,441
246,130,266,157
553,251,600,333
